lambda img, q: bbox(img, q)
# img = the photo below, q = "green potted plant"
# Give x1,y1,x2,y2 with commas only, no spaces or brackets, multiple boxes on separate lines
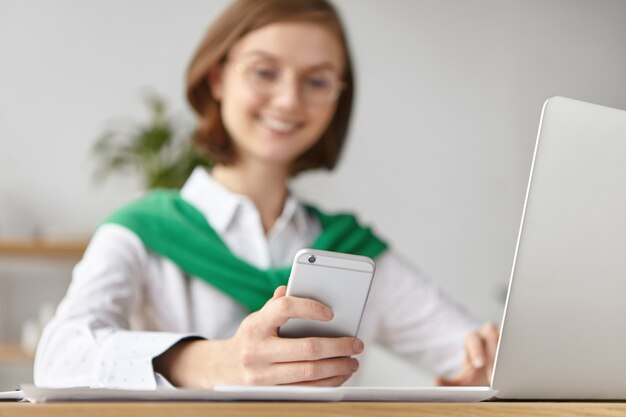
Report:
92,93,211,189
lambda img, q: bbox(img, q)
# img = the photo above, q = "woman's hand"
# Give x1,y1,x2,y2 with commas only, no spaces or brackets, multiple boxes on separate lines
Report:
434,322,499,386
154,286,363,388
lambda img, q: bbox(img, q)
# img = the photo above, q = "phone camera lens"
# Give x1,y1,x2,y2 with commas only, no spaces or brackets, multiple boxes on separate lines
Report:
308,255,316,263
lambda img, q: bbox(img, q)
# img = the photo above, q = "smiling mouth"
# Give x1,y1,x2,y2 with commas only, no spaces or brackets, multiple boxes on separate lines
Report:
259,115,302,134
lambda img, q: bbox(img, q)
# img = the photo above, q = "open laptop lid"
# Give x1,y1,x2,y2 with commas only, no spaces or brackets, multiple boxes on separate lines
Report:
492,97,626,399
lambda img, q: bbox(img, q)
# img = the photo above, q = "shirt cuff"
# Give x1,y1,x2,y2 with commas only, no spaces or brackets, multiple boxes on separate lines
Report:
91,331,202,390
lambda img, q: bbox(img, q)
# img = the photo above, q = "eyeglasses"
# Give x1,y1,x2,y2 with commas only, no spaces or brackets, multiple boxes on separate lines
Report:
230,59,345,106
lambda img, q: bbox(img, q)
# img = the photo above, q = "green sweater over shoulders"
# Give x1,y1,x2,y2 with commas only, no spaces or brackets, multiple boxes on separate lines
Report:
104,190,387,312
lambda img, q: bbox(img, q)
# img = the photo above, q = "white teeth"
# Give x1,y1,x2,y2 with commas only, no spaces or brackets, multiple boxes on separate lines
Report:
261,116,298,133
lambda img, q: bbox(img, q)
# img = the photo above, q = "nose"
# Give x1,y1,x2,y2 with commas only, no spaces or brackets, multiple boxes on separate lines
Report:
271,75,304,111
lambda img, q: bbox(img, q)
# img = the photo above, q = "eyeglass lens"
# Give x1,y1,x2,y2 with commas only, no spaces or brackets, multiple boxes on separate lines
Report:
239,60,342,104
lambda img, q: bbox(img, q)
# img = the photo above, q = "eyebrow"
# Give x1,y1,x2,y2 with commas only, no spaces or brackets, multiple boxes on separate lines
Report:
239,50,341,72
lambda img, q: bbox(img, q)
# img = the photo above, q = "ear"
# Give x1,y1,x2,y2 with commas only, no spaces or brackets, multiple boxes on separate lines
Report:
208,65,224,101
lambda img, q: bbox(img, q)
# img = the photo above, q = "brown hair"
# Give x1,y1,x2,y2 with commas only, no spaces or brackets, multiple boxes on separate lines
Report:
186,0,354,175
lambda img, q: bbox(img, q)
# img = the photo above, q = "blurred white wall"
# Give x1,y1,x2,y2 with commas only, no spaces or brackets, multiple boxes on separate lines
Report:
1,0,625,386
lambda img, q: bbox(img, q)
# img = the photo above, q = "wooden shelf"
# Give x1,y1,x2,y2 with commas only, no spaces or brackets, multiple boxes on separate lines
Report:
0,344,34,364
0,239,88,259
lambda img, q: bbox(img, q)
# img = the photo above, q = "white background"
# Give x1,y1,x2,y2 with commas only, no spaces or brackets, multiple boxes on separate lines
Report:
1,0,625,386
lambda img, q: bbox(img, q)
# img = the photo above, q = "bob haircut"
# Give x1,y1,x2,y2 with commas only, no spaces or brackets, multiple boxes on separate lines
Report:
186,0,354,176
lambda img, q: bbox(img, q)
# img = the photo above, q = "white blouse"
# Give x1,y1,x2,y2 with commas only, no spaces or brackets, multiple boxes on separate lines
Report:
34,167,479,389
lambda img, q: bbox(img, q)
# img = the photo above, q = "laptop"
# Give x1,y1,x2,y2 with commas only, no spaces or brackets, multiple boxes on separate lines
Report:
492,96,626,399
15,97,626,403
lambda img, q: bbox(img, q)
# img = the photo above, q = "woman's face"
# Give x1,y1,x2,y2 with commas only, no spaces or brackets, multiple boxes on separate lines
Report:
210,21,345,169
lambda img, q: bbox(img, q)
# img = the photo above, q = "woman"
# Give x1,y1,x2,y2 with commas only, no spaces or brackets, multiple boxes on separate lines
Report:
34,0,498,389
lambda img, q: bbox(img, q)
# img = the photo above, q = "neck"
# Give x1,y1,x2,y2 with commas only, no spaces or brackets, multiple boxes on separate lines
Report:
211,162,290,234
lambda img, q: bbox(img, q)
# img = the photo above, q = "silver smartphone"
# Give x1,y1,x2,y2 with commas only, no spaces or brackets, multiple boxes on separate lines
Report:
278,248,376,339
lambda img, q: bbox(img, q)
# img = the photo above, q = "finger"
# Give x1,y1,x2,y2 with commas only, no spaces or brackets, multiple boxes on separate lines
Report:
465,331,486,369
434,375,465,387
264,295,333,328
257,337,364,363
434,365,487,387
281,374,351,387
479,323,499,354
256,357,359,385
479,322,500,379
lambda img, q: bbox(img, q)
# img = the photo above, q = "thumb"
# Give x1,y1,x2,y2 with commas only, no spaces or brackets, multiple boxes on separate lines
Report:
260,286,287,310
272,285,287,300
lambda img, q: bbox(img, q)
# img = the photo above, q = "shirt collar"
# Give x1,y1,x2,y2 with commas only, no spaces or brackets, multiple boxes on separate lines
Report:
180,167,310,235
180,167,242,234
290,194,311,236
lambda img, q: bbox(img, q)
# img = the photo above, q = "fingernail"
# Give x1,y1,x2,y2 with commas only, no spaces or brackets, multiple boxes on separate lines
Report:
324,306,333,319
353,339,364,353
351,359,359,372
473,355,485,368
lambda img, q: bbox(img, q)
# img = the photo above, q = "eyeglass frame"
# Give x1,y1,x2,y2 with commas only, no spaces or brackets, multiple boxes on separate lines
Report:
225,57,346,106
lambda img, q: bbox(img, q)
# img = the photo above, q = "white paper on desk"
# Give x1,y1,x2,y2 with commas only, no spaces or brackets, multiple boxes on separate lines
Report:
21,384,496,403
0,390,25,401
21,384,341,403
